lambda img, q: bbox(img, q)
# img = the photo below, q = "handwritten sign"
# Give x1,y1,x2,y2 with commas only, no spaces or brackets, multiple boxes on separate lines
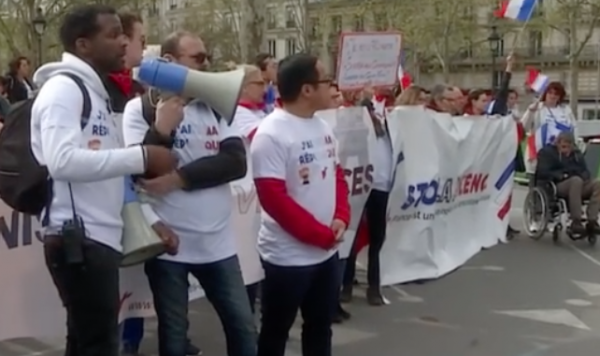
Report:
336,32,402,90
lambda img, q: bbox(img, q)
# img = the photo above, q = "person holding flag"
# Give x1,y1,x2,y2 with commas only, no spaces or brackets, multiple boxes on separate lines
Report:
521,80,577,173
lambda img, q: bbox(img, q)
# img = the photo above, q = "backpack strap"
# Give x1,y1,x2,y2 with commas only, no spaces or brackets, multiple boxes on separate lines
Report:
141,90,159,126
60,73,92,129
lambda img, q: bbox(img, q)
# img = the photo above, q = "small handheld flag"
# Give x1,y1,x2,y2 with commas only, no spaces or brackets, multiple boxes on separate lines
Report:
497,0,538,22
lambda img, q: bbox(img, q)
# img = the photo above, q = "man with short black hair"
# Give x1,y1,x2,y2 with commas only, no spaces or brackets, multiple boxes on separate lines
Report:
31,4,176,356
251,53,350,356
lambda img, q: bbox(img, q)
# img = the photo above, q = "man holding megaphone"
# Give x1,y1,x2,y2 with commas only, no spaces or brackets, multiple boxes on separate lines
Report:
122,31,256,356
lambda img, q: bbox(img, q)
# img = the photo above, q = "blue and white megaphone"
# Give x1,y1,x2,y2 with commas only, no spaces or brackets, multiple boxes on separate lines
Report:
138,58,245,123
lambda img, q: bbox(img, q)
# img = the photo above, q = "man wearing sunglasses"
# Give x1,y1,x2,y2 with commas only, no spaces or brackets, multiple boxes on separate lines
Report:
121,31,256,356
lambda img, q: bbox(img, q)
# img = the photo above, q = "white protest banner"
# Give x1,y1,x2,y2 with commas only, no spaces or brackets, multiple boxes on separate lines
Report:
380,107,516,285
319,107,376,258
336,32,402,90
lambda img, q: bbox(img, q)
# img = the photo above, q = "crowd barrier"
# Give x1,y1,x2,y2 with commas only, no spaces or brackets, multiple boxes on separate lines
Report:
0,107,516,341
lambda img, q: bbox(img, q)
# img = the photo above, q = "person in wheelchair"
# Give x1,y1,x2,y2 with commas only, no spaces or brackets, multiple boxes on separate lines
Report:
536,131,600,235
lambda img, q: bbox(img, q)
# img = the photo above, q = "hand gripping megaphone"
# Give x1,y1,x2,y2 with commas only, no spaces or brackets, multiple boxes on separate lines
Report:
121,177,166,267
137,58,245,124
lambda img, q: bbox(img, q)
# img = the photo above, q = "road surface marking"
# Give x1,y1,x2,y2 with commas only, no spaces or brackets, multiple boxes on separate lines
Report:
569,244,600,268
565,299,594,307
573,280,600,297
495,309,590,330
462,265,505,271
387,285,424,303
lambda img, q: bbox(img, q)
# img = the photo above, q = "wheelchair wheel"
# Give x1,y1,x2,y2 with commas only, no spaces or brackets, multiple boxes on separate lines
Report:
589,235,597,247
523,187,549,240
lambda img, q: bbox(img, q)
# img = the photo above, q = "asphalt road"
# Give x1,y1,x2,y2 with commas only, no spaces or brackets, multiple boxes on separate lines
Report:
5,187,600,356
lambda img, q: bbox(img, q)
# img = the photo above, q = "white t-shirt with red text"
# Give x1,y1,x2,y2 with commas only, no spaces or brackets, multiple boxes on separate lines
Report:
122,98,239,264
251,109,338,266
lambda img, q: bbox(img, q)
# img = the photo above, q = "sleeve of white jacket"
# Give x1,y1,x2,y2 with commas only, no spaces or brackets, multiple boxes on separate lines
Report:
122,99,161,226
33,76,145,182
122,97,149,146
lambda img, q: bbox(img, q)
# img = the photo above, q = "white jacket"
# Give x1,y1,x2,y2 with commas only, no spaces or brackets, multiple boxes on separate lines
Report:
30,53,147,251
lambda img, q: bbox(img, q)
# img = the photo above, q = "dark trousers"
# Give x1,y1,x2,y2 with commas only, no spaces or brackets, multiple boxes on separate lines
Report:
343,189,390,288
257,254,339,356
246,282,260,314
145,255,256,356
122,318,144,350
44,237,121,356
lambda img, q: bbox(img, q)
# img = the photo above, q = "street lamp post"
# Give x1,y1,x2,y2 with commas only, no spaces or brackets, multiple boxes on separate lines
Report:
488,25,501,91
32,7,47,66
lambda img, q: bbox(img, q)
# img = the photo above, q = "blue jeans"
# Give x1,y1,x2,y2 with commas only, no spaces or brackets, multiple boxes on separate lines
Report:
145,255,256,356
122,318,144,350
257,254,339,356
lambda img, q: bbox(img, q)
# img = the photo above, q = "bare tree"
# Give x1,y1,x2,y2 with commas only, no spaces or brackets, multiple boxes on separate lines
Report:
543,0,600,113
182,0,243,65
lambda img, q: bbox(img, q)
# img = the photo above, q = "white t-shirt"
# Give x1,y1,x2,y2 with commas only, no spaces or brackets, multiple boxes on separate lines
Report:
233,105,266,143
122,98,240,264
251,109,338,266
372,117,393,192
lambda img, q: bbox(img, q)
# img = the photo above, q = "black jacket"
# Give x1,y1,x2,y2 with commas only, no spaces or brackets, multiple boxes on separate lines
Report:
536,145,590,183
488,72,511,115
6,74,34,104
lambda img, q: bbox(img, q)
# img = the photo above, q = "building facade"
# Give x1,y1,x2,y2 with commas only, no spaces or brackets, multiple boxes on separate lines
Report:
149,0,305,61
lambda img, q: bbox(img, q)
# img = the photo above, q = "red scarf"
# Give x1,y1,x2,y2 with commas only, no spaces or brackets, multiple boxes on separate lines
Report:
108,69,132,95
342,101,354,107
238,100,265,111
373,94,393,107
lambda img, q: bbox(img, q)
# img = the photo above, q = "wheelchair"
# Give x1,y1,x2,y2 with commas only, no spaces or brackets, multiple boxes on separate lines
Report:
522,175,597,246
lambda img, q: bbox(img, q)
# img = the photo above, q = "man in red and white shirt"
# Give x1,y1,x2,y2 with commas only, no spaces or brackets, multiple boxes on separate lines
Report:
251,53,350,356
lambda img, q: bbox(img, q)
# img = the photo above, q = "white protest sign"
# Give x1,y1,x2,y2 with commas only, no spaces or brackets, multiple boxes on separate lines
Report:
336,32,402,90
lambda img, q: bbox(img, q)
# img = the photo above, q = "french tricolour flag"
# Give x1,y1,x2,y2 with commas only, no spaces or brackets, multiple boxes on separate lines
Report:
397,50,412,90
496,0,538,22
526,119,572,160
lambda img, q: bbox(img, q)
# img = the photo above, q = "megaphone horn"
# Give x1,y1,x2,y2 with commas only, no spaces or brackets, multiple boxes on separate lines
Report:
138,59,245,124
121,180,166,267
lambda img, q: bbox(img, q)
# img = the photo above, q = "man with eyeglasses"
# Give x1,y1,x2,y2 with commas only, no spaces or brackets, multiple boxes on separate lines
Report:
427,84,464,115
121,31,257,356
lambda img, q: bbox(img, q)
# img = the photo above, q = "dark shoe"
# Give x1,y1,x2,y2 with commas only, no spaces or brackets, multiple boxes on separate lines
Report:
186,340,202,356
587,221,600,235
571,221,586,236
507,225,519,240
122,343,142,356
340,285,353,303
366,287,385,306
338,304,351,320
333,304,351,323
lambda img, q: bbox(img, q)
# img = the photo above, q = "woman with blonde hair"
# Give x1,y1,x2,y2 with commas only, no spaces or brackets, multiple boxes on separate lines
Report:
395,85,428,105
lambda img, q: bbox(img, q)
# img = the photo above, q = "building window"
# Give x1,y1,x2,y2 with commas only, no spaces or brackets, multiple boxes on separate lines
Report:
267,7,276,29
583,109,600,121
528,30,542,56
286,5,296,28
169,0,177,10
374,12,387,31
353,15,364,31
331,15,342,33
286,38,297,56
268,40,277,57
309,17,319,39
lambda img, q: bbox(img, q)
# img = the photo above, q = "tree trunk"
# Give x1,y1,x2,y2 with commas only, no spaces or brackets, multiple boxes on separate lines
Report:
569,5,579,115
